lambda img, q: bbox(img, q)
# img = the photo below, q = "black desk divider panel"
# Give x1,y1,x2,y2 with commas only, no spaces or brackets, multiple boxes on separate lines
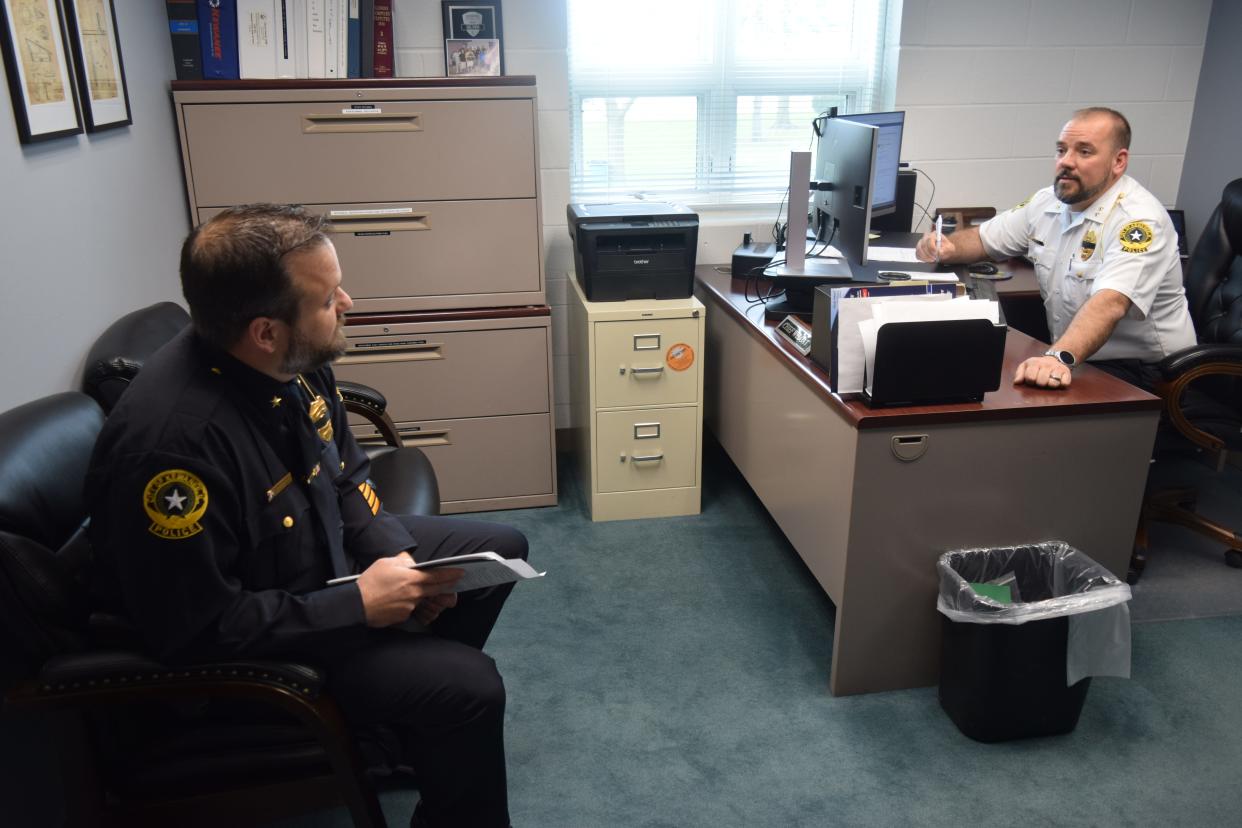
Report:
863,319,1007,407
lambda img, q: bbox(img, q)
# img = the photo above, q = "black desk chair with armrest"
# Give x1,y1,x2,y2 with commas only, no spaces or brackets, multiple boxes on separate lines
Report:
0,392,386,827
83,301,439,517
1132,178,1242,580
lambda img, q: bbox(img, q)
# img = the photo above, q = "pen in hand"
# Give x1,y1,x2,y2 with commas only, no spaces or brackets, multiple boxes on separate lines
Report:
934,214,943,263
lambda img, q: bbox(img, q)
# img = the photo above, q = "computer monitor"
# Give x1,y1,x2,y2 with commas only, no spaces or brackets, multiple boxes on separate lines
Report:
812,116,878,269
840,111,905,217
760,118,879,317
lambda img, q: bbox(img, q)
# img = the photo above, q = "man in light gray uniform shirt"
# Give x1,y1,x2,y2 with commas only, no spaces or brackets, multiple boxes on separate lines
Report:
915,107,1195,392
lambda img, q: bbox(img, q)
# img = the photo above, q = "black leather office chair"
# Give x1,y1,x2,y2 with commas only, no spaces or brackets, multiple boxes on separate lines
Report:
83,301,440,517
0,392,387,827
1132,178,1242,580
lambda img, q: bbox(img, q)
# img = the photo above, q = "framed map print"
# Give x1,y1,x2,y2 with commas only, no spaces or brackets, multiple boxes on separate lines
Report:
62,0,129,131
0,0,83,143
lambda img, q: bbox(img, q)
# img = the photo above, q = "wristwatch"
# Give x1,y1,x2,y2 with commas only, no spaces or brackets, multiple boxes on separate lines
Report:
1044,348,1077,368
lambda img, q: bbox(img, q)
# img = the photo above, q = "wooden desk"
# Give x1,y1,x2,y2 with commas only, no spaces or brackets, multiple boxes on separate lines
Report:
695,266,1160,695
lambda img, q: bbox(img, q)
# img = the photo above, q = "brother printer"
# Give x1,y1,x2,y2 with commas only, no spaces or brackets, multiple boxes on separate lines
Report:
567,202,699,301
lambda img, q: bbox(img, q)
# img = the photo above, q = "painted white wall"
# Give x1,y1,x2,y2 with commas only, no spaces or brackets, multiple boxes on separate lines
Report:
897,0,1211,224
0,5,190,412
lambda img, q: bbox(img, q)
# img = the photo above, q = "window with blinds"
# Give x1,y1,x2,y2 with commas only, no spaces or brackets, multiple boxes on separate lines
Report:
568,0,898,206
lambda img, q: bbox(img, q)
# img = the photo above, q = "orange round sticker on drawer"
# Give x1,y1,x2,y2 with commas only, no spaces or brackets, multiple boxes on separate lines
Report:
666,343,695,371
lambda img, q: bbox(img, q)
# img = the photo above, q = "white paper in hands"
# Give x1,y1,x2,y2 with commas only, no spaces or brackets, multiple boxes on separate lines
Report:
327,551,545,592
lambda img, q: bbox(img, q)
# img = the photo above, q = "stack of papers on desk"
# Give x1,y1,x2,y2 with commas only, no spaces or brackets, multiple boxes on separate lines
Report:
867,246,923,263
859,298,1001,396
834,293,953,393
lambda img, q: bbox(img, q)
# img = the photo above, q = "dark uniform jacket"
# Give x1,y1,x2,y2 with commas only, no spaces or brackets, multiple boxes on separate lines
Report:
86,329,415,661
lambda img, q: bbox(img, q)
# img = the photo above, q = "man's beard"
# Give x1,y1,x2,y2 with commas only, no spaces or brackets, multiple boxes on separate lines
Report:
1054,172,1107,206
280,323,347,375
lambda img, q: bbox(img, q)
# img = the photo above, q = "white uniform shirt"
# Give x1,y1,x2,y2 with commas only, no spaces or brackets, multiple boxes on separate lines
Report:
978,173,1195,362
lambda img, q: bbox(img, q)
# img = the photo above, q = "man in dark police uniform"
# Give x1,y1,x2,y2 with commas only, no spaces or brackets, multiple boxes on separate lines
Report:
86,204,524,828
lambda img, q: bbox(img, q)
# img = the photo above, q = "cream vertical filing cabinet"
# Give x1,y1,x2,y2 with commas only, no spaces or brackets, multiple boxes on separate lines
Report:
172,78,556,513
568,277,705,521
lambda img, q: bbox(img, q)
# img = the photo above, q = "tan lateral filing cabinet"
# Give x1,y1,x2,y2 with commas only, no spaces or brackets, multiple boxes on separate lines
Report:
172,78,556,513
568,277,705,521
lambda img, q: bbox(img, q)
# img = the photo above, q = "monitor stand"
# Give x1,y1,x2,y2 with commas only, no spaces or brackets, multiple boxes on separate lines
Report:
774,150,855,284
767,256,853,281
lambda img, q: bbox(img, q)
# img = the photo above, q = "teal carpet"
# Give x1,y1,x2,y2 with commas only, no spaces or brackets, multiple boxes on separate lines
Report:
291,437,1242,827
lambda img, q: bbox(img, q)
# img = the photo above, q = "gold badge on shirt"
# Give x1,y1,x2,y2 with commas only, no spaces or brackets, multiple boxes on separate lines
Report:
1119,221,1154,254
1080,229,1098,261
297,376,335,443
143,469,209,540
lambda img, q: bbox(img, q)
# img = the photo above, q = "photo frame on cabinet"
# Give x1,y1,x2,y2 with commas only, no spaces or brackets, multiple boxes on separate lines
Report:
62,0,130,132
441,1,504,75
0,0,83,143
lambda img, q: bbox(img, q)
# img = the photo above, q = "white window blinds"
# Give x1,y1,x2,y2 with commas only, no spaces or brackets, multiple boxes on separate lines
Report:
568,0,898,206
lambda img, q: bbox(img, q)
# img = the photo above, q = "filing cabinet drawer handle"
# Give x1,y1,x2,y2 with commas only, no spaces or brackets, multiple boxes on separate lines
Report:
629,366,665,376
633,334,661,350
338,344,445,364
630,453,665,463
303,113,423,133
633,422,661,439
399,428,451,448
326,212,431,233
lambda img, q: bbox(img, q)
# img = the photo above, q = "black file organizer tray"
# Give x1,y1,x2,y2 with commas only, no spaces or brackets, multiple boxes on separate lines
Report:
863,319,1007,407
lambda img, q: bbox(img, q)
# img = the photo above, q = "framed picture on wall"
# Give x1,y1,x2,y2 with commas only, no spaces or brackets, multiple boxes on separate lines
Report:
0,0,83,143
441,1,504,75
62,0,130,132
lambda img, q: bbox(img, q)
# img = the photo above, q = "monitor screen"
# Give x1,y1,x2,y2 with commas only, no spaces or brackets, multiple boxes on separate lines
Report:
840,111,905,216
812,117,878,268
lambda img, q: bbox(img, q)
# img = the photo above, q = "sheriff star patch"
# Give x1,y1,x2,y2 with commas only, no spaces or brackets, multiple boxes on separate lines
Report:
143,469,209,540
1119,221,1154,253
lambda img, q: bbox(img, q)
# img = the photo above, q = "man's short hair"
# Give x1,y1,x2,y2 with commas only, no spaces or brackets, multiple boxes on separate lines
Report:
1072,107,1132,152
180,204,328,350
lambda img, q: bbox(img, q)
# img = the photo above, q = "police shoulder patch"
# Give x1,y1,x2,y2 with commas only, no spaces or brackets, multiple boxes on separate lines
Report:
1119,220,1154,253
143,469,209,540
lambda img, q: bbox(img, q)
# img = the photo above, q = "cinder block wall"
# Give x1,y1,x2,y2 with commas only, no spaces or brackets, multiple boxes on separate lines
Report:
897,0,1210,222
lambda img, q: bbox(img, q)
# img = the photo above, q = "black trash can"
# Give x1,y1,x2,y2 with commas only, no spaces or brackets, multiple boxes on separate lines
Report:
936,542,1131,743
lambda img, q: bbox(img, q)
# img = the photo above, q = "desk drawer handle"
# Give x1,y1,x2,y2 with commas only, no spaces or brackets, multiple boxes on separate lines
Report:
628,452,664,463
628,365,665,376
891,434,928,462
